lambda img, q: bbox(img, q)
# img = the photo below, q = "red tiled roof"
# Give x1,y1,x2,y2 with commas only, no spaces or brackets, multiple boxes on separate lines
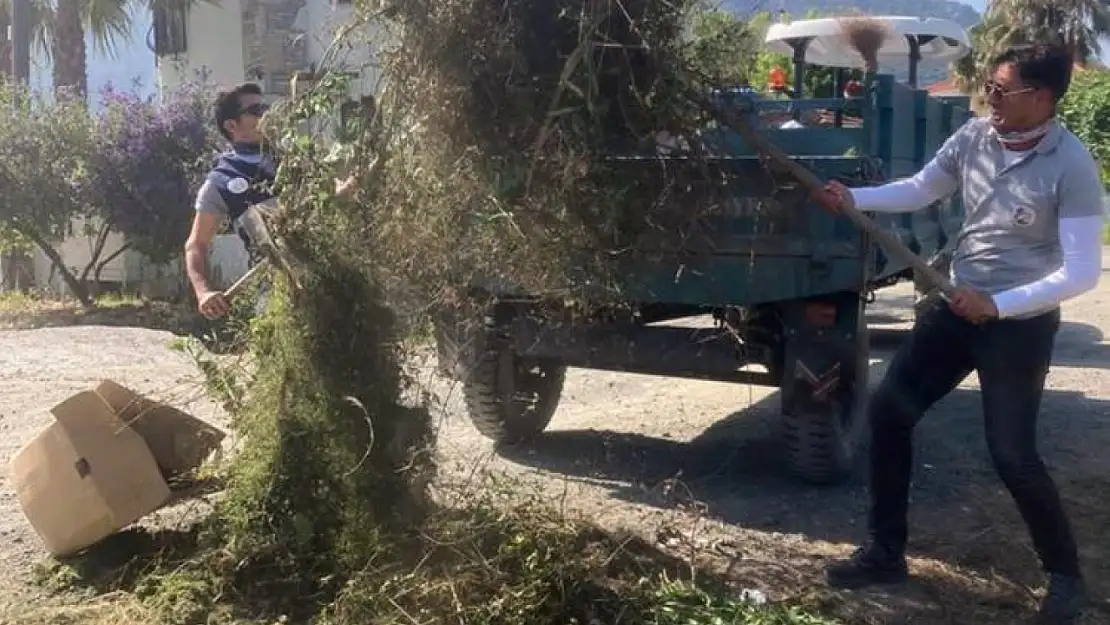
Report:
925,77,961,95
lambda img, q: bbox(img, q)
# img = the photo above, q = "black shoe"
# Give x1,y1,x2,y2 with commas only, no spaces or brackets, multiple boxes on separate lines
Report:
826,542,909,589
1038,573,1085,624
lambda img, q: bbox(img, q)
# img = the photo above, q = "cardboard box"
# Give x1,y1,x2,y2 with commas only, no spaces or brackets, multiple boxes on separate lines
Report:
8,380,226,557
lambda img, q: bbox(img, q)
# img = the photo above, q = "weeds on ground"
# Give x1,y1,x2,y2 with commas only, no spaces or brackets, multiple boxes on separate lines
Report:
32,483,841,625
0,288,204,334
0,289,145,318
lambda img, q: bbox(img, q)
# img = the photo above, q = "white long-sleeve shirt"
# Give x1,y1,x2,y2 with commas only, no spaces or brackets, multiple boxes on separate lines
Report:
847,119,1103,320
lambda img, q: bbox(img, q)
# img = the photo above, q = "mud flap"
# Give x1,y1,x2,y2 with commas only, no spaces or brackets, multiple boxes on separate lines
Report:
781,326,855,419
778,294,869,484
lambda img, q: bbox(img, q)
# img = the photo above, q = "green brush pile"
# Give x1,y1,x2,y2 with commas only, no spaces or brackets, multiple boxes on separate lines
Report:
357,0,777,310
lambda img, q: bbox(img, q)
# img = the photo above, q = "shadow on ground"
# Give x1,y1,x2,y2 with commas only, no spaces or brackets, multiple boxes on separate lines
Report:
495,328,1110,624
869,319,1110,369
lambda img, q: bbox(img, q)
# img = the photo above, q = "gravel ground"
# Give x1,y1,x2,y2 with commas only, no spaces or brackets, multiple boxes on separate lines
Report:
2,260,1110,624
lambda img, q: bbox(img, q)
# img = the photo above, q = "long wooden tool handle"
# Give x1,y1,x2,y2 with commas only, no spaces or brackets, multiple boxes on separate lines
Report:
223,260,268,300
693,93,956,297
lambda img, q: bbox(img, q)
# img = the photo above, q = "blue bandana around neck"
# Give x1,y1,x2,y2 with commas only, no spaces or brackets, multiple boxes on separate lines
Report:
231,141,264,164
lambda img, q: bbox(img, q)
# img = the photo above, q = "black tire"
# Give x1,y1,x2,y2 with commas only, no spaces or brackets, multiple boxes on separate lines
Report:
462,345,567,444
781,306,870,485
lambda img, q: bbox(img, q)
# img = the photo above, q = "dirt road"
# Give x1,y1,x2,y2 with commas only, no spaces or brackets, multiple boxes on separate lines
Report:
431,275,1110,623
0,329,226,615
2,263,1110,623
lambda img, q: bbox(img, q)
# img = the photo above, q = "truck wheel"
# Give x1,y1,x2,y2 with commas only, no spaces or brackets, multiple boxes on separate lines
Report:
780,299,870,485
462,345,566,444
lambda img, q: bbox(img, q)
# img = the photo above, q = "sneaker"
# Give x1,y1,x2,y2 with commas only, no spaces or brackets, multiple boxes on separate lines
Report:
826,542,909,589
1038,573,1085,624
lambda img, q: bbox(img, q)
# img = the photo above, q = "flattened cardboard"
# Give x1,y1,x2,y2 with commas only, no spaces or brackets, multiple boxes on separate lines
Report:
8,381,225,557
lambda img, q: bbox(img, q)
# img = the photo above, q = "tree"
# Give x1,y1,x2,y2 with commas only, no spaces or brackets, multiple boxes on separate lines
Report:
0,84,98,306
50,0,144,99
953,0,1110,100
1057,67,1110,184
0,0,128,95
951,20,985,95
991,0,1110,64
682,7,847,97
683,3,763,85
1,0,210,100
0,4,10,78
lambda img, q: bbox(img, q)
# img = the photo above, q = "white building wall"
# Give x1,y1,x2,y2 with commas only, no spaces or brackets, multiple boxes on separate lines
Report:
290,1,385,96
155,0,384,101
32,229,249,301
156,0,247,96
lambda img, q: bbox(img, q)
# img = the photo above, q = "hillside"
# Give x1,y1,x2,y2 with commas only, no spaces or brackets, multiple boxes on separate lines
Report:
724,0,980,27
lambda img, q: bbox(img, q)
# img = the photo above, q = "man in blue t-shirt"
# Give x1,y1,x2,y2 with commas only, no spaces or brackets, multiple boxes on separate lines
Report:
185,82,356,319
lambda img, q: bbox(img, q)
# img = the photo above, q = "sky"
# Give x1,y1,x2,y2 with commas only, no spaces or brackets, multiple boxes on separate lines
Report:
29,5,156,108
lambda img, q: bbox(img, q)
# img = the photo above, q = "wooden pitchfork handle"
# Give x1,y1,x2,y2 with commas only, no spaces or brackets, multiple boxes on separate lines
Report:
222,259,268,300
690,91,957,298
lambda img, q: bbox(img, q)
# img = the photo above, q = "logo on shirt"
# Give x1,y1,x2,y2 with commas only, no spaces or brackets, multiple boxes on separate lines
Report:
227,177,249,194
1011,205,1036,228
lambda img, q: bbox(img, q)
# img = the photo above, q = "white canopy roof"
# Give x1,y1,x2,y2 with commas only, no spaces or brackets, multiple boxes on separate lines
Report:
764,16,972,72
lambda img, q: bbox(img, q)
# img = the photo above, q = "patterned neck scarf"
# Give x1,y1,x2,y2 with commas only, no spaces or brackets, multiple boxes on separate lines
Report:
991,118,1053,150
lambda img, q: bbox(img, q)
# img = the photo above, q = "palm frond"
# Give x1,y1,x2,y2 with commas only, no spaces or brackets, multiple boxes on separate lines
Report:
84,0,133,59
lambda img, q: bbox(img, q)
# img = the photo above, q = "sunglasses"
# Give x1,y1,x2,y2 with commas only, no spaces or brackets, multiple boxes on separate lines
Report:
239,102,270,117
983,81,1035,99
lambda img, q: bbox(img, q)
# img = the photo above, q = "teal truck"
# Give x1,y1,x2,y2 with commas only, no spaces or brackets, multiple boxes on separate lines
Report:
435,16,975,485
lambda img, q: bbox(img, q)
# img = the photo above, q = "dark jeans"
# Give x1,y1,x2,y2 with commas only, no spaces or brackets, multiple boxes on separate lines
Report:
868,298,1080,577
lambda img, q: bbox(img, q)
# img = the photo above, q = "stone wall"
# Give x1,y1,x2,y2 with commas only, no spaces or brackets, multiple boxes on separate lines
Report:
240,0,310,98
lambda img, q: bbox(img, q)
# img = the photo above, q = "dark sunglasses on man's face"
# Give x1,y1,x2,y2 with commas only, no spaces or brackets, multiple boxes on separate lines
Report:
240,102,269,117
982,81,1035,99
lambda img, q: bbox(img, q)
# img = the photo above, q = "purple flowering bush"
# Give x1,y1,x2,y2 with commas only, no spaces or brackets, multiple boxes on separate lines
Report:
0,80,222,304
85,82,221,264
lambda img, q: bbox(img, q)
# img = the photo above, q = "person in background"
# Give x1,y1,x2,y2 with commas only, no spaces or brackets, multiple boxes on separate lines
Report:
812,43,1103,625
185,82,356,320
768,66,788,95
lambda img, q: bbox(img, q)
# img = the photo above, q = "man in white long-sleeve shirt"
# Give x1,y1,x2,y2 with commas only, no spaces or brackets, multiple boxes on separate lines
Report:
813,43,1103,624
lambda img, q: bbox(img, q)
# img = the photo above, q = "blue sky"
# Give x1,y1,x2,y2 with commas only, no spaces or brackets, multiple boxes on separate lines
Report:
29,5,156,107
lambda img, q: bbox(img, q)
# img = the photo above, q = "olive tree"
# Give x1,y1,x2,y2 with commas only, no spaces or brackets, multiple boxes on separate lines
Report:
0,84,98,306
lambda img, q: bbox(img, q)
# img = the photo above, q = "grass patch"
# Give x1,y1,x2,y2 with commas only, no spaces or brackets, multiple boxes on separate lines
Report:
0,290,189,330
0,287,259,356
